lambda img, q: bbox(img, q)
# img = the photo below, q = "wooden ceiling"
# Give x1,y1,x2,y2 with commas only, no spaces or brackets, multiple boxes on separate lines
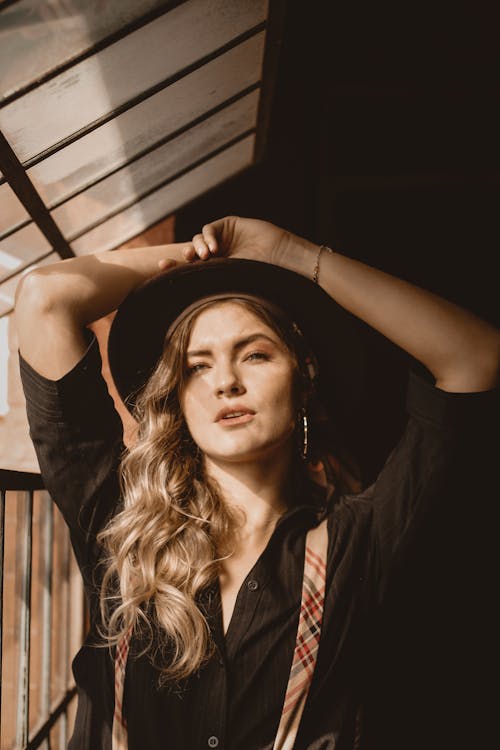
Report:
0,0,285,317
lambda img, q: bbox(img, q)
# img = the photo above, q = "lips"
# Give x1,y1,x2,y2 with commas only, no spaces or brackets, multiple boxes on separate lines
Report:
215,405,256,422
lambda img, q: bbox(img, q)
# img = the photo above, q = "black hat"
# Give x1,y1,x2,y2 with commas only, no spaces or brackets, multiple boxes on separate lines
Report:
108,258,367,432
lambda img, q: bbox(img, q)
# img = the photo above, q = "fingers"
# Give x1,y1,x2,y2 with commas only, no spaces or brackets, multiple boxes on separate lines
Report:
183,224,220,262
182,243,198,262
192,232,212,260
181,217,235,263
201,223,219,253
182,238,204,262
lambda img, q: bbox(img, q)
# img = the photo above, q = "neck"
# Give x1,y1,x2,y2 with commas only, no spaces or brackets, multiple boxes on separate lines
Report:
204,447,294,540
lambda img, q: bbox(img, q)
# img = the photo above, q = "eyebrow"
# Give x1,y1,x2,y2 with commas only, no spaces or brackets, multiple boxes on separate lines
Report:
186,333,279,358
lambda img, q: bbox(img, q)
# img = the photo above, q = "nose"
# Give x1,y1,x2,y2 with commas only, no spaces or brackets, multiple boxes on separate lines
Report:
214,361,245,397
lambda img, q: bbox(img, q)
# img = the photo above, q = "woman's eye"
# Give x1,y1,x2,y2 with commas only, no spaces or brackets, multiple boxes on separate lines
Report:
187,363,208,374
246,352,269,362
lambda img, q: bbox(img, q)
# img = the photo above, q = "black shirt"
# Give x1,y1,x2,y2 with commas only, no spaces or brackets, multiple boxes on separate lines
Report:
19,336,498,750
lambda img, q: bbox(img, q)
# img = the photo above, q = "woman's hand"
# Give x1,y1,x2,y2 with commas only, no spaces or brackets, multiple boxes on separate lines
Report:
183,216,302,266
165,215,319,284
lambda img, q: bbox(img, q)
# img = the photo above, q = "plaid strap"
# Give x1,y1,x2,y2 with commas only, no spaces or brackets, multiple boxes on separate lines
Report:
273,518,328,750
112,519,328,750
112,625,133,750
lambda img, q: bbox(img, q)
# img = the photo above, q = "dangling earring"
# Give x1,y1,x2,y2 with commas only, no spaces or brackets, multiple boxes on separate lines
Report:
300,407,309,460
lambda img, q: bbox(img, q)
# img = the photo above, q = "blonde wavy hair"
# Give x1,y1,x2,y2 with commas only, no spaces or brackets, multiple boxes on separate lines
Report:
97,298,358,682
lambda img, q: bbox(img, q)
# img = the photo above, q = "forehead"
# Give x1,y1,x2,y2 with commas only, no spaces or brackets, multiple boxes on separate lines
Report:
187,302,278,348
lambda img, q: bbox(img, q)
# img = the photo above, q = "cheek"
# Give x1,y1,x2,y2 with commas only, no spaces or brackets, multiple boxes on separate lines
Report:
179,383,210,436
265,373,298,422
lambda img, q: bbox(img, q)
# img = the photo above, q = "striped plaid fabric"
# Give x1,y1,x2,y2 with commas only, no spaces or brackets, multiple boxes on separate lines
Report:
112,518,328,750
274,518,328,750
112,625,133,750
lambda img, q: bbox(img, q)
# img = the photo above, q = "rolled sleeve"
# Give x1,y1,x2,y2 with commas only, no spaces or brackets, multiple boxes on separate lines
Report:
371,363,499,595
19,334,124,585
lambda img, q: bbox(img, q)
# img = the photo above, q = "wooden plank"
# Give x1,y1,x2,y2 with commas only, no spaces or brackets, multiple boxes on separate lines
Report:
53,91,259,239
0,130,73,259
27,31,265,208
0,224,51,283
0,0,172,103
0,0,268,162
72,134,255,255
0,183,29,235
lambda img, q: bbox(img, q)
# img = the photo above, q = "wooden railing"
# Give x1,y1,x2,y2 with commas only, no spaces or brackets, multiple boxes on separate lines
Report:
0,470,84,750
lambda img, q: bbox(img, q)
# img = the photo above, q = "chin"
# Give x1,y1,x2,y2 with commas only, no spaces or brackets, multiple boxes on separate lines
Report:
205,448,264,464
206,437,292,464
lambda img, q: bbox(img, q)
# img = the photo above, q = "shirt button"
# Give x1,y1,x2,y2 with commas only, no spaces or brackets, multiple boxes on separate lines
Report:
247,579,259,591
208,737,219,748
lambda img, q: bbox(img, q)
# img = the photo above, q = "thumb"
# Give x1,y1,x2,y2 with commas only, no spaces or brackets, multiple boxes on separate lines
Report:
157,258,177,271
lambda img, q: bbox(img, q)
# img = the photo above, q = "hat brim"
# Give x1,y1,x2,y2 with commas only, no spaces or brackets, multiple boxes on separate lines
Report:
107,258,367,430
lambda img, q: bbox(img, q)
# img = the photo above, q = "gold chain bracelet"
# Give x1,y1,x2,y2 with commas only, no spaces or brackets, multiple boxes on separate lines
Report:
312,245,333,284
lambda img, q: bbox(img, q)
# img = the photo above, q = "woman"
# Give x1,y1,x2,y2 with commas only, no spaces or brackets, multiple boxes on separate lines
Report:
15,216,500,749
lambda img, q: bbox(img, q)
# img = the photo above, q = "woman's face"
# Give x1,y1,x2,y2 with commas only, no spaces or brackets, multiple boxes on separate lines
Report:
179,302,298,465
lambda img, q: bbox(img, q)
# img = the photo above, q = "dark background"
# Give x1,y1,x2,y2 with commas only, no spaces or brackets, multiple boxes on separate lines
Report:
177,0,500,480
177,3,499,747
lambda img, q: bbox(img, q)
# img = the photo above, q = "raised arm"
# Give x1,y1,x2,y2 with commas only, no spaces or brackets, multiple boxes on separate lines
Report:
190,216,500,393
14,244,186,379
287,242,500,393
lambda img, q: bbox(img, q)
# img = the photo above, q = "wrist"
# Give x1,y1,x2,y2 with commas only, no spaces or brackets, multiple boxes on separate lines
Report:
278,233,319,279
